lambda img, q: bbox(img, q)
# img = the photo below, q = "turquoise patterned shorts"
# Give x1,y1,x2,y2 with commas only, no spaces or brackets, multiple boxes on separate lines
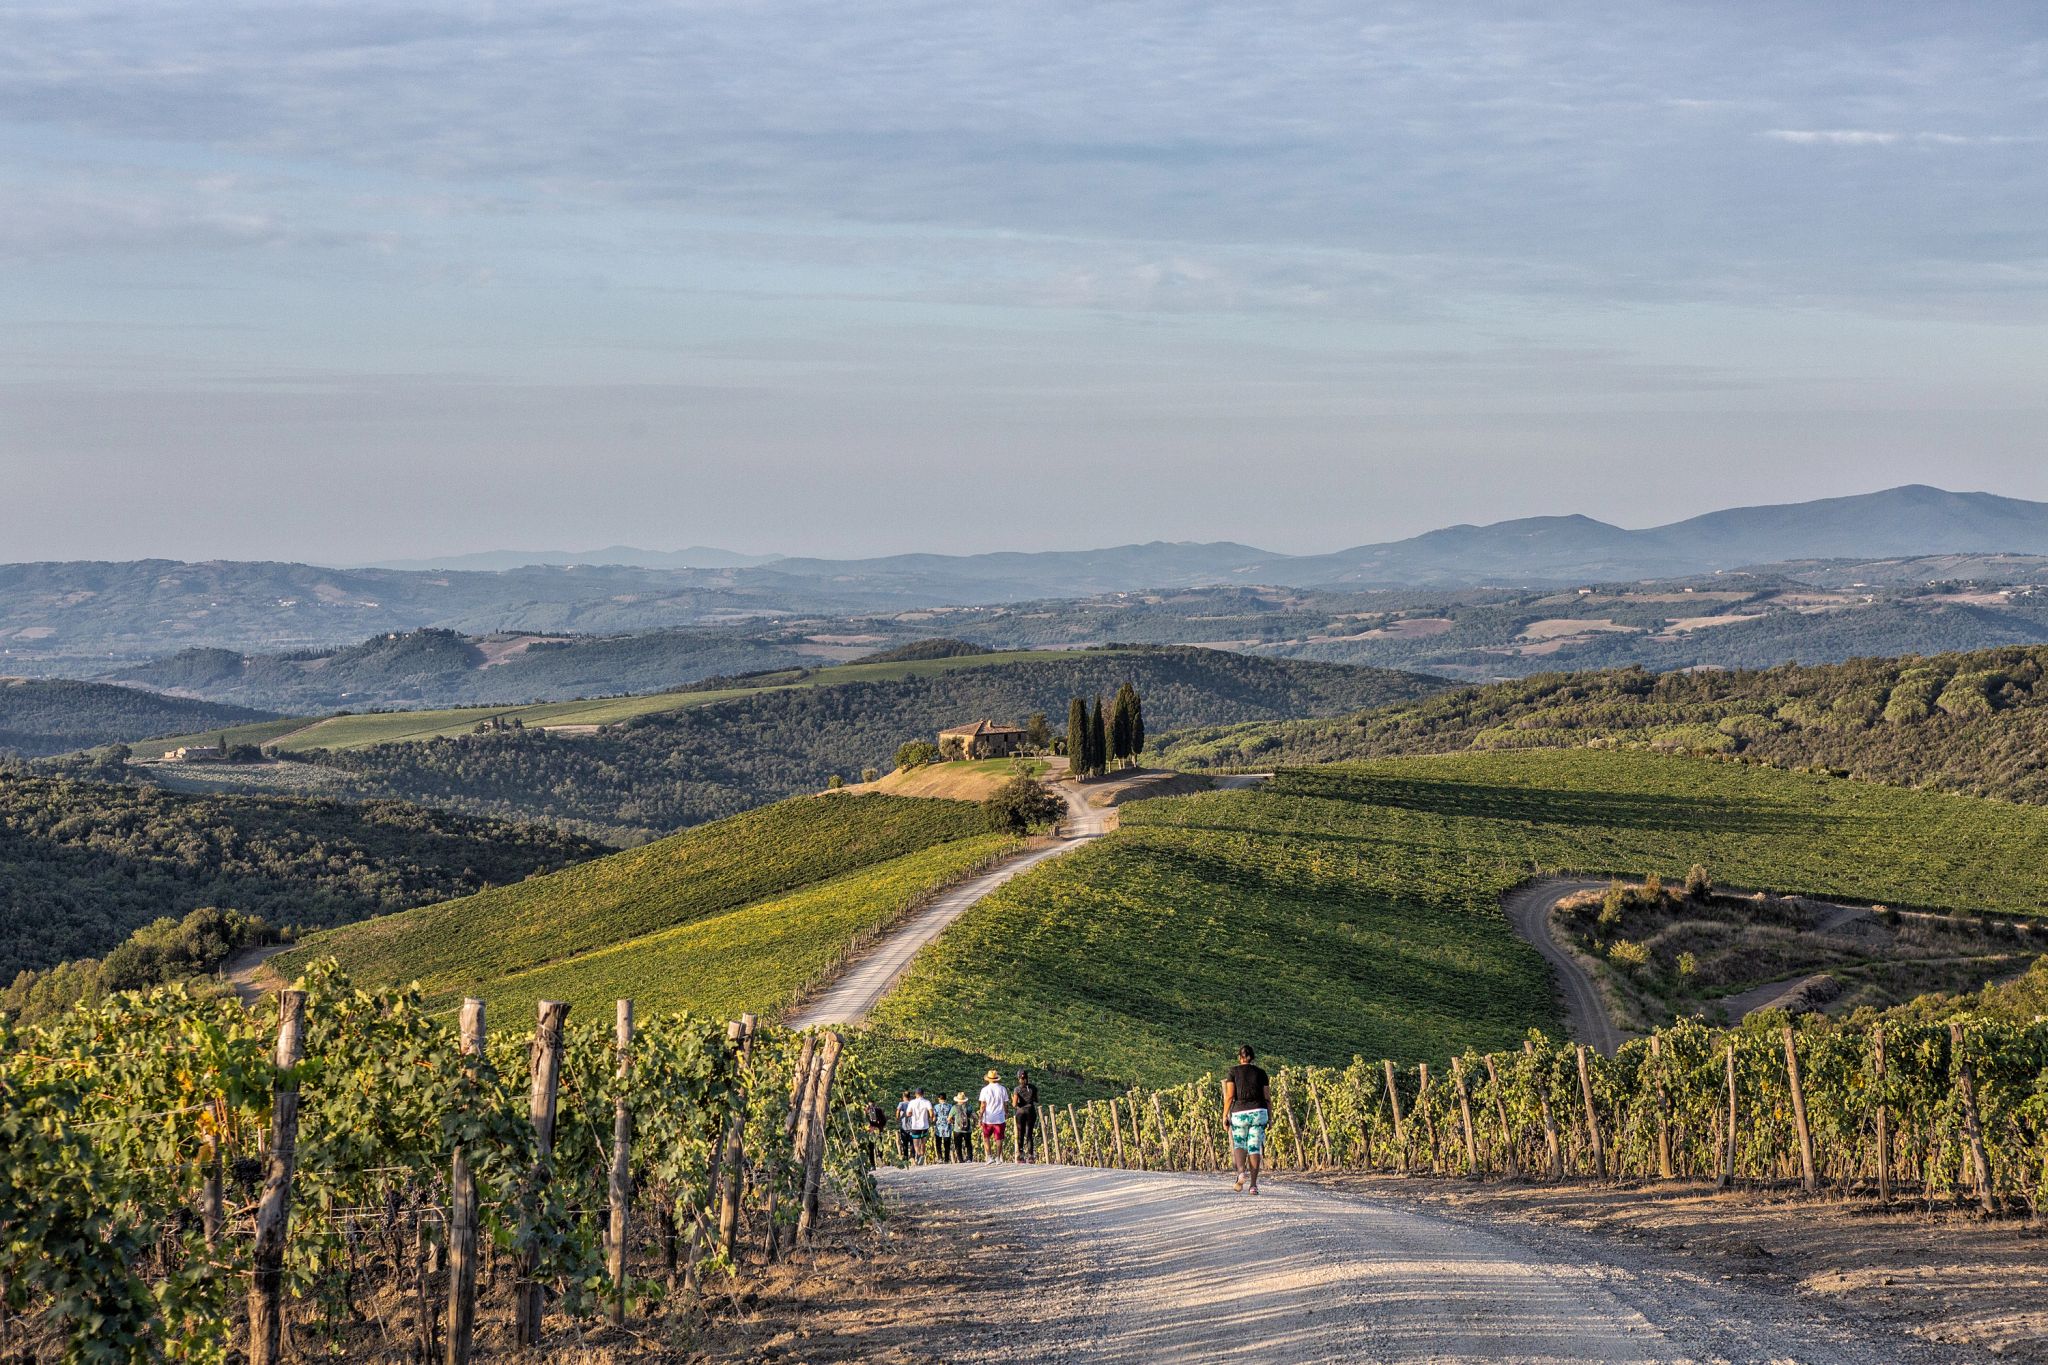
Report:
1229,1107,1269,1154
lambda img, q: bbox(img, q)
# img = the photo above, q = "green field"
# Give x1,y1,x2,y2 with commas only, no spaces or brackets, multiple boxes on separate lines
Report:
137,648,1123,757
277,792,990,1005
867,748,2048,1092
478,833,1017,1024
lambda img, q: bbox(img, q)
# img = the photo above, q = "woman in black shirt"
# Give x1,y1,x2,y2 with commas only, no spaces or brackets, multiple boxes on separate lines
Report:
1222,1044,1271,1195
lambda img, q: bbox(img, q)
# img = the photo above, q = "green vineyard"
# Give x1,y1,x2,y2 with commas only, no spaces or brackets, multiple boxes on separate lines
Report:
0,964,870,1361
1038,1012,2048,1215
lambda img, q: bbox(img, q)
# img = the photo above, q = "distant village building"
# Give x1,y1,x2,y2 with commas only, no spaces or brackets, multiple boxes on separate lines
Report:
170,744,223,762
937,719,1029,761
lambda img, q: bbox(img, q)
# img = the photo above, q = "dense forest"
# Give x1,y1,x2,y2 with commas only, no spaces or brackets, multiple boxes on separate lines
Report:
282,647,1442,840
0,678,276,757
1156,645,2048,805
0,771,600,982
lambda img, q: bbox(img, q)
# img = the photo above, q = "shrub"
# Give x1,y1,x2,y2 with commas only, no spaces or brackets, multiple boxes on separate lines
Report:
980,776,1063,834
826,774,845,789
1676,950,1698,980
893,740,940,771
1608,940,1650,972
861,767,880,783
1684,864,1712,899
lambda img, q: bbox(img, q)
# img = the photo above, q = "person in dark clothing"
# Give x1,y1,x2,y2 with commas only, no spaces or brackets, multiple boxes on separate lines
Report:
1013,1069,1041,1162
862,1098,887,1172
1222,1044,1272,1195
951,1093,975,1162
895,1090,914,1163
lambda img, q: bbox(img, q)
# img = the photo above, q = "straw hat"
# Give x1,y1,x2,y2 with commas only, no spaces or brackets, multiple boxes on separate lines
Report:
985,1068,1001,1082
954,1093,968,1103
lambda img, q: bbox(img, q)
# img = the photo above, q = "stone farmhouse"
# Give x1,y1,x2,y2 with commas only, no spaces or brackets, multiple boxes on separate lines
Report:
937,719,1029,761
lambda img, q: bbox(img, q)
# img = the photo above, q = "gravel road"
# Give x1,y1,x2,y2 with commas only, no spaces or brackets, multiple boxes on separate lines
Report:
886,1164,1971,1364
788,785,1109,1028
1502,876,1621,1054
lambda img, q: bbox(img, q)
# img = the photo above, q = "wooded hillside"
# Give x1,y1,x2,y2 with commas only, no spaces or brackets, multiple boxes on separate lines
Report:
0,678,276,757
1156,645,2048,805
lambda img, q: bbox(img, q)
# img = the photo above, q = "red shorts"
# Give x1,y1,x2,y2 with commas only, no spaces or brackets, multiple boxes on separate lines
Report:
981,1122,1006,1144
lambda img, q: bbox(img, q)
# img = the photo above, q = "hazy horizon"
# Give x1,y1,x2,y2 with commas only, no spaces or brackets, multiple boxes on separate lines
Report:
7,3,2047,563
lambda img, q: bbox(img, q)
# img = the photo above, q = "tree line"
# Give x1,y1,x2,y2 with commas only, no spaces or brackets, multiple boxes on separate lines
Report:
1066,681,1145,777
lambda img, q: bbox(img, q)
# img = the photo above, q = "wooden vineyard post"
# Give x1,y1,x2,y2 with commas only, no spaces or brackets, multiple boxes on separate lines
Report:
717,1015,756,1259
797,1032,844,1243
607,999,633,1326
1306,1072,1335,1168
199,1099,225,1245
248,988,307,1365
1109,1098,1128,1168
1575,1045,1606,1179
1273,1077,1306,1171
1525,1041,1562,1180
1718,1040,1737,1189
1872,1026,1891,1206
1949,1024,1996,1215
1482,1054,1518,1178
1382,1060,1408,1170
1416,1065,1441,1173
1151,1095,1172,1169
1066,1105,1083,1166
1449,1058,1481,1176
516,1000,569,1349
1650,1034,1674,1180
446,998,485,1365
770,1034,818,1258
1782,1027,1817,1195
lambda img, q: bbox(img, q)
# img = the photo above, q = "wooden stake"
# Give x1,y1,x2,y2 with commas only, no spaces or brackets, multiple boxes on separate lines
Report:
1417,1064,1441,1173
1575,1045,1606,1179
1450,1057,1481,1175
1782,1026,1817,1195
717,1016,756,1259
1109,1097,1128,1168
248,989,307,1365
1483,1054,1518,1178
1718,1040,1737,1189
1306,1072,1335,1168
1382,1060,1408,1169
607,1000,633,1326
770,1035,818,1258
1872,1026,1891,1206
1151,1094,1172,1167
797,1032,844,1243
446,998,484,1365
1950,1023,1996,1215
1526,1041,1562,1180
515,1000,569,1348
1650,1034,1674,1179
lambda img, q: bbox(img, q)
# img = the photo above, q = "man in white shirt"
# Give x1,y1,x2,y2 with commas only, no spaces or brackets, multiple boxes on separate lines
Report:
976,1069,1012,1164
903,1087,936,1164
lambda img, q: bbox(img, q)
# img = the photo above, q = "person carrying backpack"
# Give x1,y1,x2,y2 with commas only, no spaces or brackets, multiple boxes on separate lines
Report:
1012,1068,1041,1162
951,1092,976,1163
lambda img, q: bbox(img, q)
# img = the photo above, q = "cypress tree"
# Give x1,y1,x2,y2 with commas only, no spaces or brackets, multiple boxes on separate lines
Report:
1111,682,1138,765
1130,686,1145,759
1067,696,1089,772
1089,696,1108,776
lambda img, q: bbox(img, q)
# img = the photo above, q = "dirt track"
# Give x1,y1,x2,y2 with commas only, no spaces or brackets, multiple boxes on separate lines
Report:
1502,876,1621,1054
884,1164,1973,1363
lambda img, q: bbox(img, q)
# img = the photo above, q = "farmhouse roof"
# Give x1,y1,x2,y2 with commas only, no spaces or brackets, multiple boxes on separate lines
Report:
938,719,1026,737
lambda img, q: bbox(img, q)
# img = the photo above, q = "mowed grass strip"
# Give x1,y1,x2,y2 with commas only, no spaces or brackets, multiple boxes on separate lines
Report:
479,833,1018,1023
277,793,988,1002
869,748,2048,1090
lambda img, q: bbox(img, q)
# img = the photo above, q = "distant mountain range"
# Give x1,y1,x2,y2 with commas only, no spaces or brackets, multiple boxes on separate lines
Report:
367,546,783,572
7,487,2048,665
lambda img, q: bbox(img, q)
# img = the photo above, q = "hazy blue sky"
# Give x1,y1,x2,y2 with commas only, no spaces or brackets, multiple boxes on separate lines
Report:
5,2,2046,562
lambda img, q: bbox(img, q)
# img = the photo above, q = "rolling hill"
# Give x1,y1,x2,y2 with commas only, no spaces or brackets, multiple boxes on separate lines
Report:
138,646,1447,841
864,749,2048,1090
275,792,1005,1019
0,678,276,758
1153,644,2048,806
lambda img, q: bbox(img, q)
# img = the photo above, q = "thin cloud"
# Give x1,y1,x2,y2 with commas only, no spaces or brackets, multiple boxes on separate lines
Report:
1763,129,1901,145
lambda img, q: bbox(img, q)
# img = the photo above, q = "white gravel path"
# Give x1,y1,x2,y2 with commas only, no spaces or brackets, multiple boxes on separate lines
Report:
885,1164,1972,1364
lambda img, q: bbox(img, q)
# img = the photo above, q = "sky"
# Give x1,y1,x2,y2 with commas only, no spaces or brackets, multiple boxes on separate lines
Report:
4,1,2047,563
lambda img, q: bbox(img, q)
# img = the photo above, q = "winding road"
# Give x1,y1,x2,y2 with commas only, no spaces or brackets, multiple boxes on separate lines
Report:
1502,876,1622,1054
887,1164,1961,1364
788,783,1112,1028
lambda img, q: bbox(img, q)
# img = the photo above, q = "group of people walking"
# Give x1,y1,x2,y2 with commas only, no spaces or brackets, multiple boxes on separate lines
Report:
860,1044,1272,1195
866,1068,1042,1166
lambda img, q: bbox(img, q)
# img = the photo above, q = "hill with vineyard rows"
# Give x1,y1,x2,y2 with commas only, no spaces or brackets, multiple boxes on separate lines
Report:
1154,644,2048,805
863,749,2048,1091
275,792,1007,1018
141,645,1442,841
